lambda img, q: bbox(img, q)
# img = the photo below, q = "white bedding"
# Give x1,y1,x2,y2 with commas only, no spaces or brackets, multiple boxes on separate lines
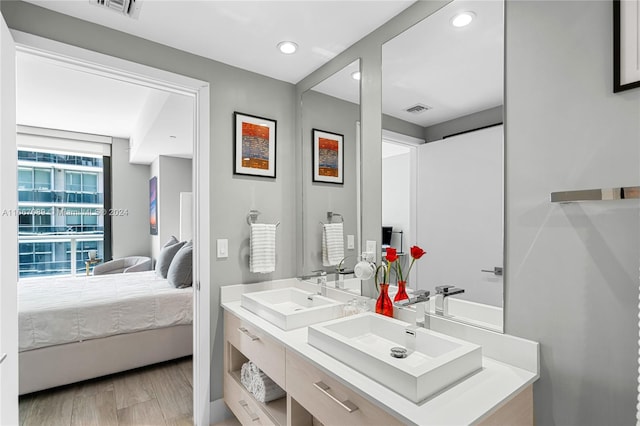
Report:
18,271,192,352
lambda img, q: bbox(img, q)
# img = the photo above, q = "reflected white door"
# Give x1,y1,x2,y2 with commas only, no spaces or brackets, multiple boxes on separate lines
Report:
0,15,18,426
416,125,503,307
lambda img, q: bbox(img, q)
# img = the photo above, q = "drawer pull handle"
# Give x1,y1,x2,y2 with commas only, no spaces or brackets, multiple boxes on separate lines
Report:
313,381,359,413
239,399,260,422
238,327,260,341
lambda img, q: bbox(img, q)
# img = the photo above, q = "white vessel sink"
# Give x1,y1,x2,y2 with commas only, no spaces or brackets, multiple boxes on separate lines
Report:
308,312,482,403
241,287,344,330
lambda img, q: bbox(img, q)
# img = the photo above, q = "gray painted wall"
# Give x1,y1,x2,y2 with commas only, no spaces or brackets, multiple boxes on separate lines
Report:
382,113,425,140
1,0,297,404
301,90,359,273
424,105,503,142
111,137,150,259
505,1,639,425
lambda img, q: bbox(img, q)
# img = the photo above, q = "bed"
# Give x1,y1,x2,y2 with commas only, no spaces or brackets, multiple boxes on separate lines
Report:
18,270,193,395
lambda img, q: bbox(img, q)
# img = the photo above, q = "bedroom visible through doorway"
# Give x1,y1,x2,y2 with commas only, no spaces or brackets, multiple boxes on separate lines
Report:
9,33,211,424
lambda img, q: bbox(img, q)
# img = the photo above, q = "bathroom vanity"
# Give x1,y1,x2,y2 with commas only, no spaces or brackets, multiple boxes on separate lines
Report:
221,280,538,426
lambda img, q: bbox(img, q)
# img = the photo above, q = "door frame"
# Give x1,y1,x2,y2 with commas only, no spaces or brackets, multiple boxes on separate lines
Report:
10,30,211,425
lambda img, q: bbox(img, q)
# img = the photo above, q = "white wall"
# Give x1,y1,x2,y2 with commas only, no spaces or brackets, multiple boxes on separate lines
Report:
111,137,150,259
381,151,410,252
506,1,639,424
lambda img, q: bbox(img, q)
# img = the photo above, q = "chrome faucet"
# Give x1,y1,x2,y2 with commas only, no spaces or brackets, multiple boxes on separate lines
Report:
394,289,431,307
434,285,465,316
335,256,355,289
296,270,328,295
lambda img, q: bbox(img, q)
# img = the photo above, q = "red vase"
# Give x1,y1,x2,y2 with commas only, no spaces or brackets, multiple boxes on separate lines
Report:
394,280,409,302
375,283,394,317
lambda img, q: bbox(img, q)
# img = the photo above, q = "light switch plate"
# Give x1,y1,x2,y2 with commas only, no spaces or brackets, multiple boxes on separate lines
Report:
366,240,376,254
216,239,228,258
347,234,355,250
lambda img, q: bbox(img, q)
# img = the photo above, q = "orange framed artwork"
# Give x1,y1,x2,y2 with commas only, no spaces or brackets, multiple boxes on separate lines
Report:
312,129,344,184
234,112,277,178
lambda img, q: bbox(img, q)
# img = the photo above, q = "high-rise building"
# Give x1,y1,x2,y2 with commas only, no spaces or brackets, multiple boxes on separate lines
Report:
17,150,104,277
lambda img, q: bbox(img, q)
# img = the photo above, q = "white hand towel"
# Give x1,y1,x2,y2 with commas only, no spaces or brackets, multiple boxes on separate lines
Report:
322,223,344,266
250,223,276,273
251,369,286,403
240,362,253,392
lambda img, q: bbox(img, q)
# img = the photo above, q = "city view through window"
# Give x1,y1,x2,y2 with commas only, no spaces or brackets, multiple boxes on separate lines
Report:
17,150,105,277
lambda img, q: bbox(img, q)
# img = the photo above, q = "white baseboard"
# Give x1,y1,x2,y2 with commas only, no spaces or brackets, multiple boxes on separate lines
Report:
209,398,232,425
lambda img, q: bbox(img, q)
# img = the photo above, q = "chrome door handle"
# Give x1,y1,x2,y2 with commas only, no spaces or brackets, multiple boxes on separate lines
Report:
481,267,503,276
0,353,6,364
313,381,359,413
238,327,260,341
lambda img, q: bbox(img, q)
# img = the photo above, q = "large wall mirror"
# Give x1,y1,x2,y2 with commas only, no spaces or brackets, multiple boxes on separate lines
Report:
299,59,361,293
382,0,505,331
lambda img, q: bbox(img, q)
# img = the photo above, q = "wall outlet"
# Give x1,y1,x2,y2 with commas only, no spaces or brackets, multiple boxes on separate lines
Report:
366,240,376,254
216,239,228,258
347,234,355,250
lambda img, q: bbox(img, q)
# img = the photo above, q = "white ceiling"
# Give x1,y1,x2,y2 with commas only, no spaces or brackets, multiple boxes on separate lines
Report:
23,0,414,84
382,0,504,127
16,52,194,164
311,0,504,128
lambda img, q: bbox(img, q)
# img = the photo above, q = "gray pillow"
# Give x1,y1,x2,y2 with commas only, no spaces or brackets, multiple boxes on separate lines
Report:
167,241,193,288
155,237,185,278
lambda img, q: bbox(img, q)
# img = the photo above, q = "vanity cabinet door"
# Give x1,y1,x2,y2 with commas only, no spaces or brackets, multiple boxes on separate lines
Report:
224,311,286,388
285,351,403,426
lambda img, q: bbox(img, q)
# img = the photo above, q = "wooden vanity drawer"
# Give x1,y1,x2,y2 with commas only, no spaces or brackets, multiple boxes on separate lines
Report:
285,351,403,426
224,371,278,426
224,311,286,389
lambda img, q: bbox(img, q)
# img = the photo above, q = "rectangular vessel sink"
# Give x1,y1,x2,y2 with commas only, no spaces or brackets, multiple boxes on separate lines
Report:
241,287,344,330
308,312,482,403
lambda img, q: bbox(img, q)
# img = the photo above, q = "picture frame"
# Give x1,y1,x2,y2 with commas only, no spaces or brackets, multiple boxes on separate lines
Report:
149,176,158,235
234,112,277,178
312,128,344,184
613,0,640,92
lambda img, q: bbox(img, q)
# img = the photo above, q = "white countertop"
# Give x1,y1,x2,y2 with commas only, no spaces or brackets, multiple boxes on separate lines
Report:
221,281,539,426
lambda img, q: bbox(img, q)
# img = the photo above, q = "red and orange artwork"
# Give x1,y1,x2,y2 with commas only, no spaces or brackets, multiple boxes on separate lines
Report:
241,122,270,170
318,137,339,177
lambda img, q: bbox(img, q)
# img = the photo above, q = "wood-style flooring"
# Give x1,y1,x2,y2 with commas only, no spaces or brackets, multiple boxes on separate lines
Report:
19,356,193,426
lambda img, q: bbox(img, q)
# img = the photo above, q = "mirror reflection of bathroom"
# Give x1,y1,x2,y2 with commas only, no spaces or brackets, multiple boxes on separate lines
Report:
382,0,504,331
300,59,361,295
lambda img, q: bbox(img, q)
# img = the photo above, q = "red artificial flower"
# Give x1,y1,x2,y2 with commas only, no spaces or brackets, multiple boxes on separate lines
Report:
385,247,398,263
410,245,426,260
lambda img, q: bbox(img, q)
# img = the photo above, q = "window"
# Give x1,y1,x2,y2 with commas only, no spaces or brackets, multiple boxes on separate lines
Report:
18,207,53,233
17,148,108,277
18,167,51,190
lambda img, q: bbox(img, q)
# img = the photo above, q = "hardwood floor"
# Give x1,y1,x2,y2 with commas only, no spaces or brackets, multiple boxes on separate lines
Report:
19,357,193,426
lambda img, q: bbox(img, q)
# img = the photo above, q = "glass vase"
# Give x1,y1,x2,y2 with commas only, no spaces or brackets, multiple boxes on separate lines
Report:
394,280,409,302
375,283,394,317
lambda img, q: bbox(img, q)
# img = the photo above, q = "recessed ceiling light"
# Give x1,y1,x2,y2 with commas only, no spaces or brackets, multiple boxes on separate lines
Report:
351,71,361,81
277,41,298,54
451,11,475,28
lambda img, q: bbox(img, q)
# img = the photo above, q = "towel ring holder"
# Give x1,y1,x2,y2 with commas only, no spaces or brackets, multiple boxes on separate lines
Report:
327,212,343,223
247,209,280,227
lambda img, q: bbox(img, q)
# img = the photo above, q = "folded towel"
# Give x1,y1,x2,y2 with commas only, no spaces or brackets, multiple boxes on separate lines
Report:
250,224,276,273
240,362,253,392
251,369,286,403
322,223,344,266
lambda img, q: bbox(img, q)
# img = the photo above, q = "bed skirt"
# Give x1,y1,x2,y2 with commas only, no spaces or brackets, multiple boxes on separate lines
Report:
19,324,193,395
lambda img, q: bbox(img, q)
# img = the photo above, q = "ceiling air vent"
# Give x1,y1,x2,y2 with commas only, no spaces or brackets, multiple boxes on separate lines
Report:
90,0,142,19
404,103,431,114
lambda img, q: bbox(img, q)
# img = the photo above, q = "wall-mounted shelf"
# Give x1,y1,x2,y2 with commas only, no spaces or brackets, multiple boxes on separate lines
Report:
550,186,639,203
